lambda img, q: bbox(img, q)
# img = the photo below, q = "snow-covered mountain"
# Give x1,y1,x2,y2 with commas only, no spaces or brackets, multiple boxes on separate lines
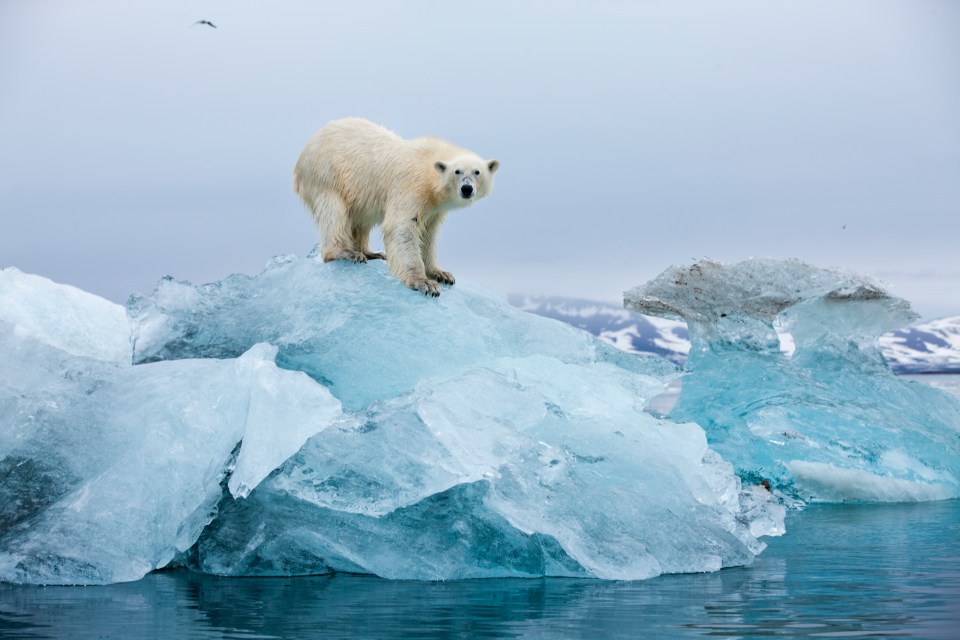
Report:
510,295,960,374
880,316,960,373
508,295,689,365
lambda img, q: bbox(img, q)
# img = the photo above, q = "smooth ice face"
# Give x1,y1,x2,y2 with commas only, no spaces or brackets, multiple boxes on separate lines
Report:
625,258,960,503
0,322,341,585
190,358,775,581
0,267,130,363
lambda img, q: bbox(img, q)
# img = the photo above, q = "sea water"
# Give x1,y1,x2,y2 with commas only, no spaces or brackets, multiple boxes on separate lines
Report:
2,498,957,639
903,373,960,398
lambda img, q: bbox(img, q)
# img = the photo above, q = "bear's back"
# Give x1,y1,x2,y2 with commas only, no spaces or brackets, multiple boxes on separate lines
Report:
294,119,474,214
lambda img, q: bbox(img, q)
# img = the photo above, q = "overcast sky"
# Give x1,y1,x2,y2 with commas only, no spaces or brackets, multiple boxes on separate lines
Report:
1,0,958,319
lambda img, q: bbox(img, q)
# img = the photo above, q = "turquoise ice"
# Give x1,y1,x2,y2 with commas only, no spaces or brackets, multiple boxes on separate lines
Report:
0,257,780,585
625,258,960,503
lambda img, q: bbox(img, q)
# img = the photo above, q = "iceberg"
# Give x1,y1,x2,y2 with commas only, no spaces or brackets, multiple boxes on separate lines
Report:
0,267,129,362
625,258,960,503
1,255,781,585
0,324,341,584
127,253,677,409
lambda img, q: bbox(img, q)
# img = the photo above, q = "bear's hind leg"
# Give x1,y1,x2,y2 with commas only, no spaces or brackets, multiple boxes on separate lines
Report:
353,226,386,261
313,192,366,263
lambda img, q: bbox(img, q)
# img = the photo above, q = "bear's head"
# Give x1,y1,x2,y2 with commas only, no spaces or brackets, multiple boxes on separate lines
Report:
434,155,499,207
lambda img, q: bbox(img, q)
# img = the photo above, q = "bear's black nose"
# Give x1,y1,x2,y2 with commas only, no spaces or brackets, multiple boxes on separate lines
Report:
460,184,474,198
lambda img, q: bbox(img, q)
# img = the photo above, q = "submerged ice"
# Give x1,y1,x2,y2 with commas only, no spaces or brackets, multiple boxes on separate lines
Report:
0,259,780,585
625,258,960,503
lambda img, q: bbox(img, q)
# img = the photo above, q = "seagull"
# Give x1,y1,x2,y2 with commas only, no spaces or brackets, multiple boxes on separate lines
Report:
841,223,847,230
193,20,217,28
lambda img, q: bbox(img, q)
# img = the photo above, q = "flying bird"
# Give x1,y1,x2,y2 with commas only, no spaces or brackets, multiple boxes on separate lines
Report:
193,20,217,28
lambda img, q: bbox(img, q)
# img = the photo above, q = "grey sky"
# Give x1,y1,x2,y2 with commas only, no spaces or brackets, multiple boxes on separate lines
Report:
1,0,958,319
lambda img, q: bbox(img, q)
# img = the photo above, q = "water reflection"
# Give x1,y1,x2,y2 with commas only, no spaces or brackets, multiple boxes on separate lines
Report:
2,500,958,639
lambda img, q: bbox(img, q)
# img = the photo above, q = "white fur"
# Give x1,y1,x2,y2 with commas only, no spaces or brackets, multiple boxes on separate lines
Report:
293,118,499,296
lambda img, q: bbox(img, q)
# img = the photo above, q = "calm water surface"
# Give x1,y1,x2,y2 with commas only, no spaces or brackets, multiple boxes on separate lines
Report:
902,373,960,398
1,500,958,639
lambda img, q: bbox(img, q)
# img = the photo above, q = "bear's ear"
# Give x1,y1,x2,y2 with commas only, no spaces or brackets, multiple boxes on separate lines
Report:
434,161,447,173
487,159,500,174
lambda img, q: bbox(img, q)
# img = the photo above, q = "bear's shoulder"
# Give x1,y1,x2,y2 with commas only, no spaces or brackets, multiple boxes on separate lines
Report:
410,135,469,161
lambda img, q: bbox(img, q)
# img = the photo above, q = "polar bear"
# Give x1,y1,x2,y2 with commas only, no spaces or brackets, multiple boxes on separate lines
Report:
293,118,499,297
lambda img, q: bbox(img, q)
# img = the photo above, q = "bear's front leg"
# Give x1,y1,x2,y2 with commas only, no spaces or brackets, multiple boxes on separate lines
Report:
422,212,454,286
382,212,441,297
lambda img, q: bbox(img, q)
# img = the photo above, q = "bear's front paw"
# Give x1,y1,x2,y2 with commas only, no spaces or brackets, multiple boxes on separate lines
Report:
364,251,386,261
428,269,455,285
409,277,441,297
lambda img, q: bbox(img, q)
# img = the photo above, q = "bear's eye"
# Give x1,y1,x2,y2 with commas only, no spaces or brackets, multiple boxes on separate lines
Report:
454,169,462,175
473,170,480,176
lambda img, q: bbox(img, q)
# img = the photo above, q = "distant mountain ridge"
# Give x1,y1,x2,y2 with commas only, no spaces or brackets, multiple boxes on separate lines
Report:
509,295,960,374
508,295,689,365
879,316,960,374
